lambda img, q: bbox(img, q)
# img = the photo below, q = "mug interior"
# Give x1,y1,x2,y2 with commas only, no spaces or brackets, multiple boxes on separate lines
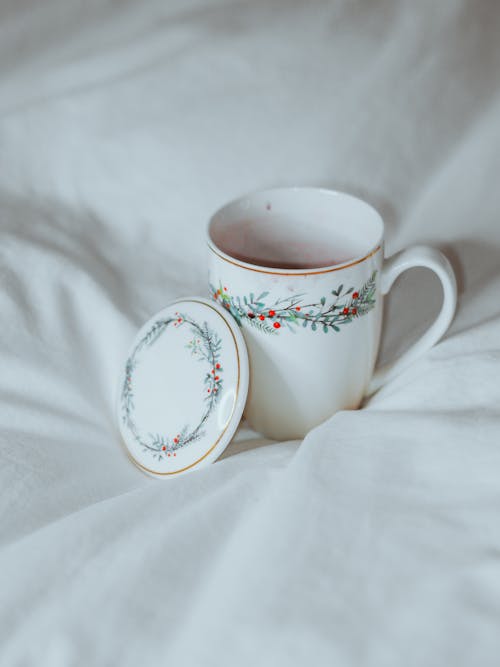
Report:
208,188,384,271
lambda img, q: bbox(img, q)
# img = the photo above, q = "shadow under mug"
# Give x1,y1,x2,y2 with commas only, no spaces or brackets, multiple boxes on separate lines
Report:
207,187,457,440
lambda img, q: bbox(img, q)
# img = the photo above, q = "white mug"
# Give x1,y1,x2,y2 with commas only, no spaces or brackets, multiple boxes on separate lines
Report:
207,187,457,440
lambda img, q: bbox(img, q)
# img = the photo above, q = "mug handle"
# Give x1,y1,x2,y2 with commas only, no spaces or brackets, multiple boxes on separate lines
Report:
367,245,457,395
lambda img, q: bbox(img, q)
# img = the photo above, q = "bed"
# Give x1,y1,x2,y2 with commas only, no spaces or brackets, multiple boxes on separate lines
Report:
1,1,500,664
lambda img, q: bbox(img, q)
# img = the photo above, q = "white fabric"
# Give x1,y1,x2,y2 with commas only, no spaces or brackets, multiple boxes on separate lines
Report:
1,1,500,664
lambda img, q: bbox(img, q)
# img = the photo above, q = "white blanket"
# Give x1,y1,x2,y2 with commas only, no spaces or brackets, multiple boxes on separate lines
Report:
1,1,500,665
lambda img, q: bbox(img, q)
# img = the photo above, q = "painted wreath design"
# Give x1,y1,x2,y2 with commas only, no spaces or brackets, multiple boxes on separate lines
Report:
210,270,377,334
121,312,223,461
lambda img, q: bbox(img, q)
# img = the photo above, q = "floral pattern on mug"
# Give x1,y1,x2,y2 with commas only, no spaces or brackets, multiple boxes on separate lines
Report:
210,271,377,334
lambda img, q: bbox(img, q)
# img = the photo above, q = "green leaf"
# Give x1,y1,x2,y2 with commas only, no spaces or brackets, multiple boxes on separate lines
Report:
337,284,343,294
332,325,340,332
311,322,317,331
320,296,326,306
257,291,269,300
302,320,308,328
323,324,328,333
345,287,354,295
250,292,254,303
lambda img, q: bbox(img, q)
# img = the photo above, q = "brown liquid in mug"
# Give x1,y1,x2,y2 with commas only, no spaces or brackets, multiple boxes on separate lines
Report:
223,222,356,269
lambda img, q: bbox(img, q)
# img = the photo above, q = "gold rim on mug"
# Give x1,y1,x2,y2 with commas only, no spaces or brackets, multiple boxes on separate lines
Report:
207,242,382,276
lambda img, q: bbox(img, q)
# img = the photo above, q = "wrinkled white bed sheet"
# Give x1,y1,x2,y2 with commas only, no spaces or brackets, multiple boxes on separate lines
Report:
1,1,500,665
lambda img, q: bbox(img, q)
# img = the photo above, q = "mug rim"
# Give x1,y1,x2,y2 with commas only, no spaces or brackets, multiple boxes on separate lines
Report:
206,186,384,276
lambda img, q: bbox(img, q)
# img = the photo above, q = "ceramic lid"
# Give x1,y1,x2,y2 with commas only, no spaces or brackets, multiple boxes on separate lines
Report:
117,297,249,477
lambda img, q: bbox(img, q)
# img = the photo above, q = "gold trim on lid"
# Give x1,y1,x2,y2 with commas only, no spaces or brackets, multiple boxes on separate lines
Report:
123,299,241,477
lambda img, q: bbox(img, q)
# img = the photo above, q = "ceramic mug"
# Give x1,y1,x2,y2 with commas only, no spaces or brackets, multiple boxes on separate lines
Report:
207,187,457,440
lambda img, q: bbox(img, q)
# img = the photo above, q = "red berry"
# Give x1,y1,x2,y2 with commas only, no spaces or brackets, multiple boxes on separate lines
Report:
352,292,359,299
207,389,211,393
352,308,357,315
174,438,179,444
248,312,255,319
162,446,166,451
343,307,349,315
168,453,171,457
211,369,214,374
217,289,221,294
268,309,276,317
295,306,301,311
215,376,219,381
174,453,176,457
214,292,218,298
224,287,227,291
216,363,220,369
273,322,281,329
259,315,265,321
